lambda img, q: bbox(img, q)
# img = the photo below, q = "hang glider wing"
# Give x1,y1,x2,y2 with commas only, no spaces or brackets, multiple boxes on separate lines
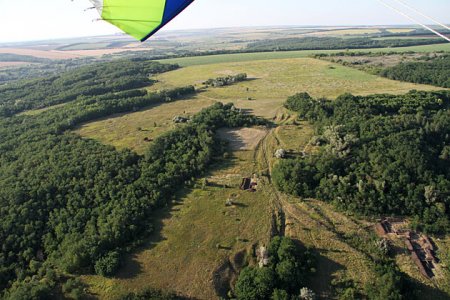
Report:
90,0,194,42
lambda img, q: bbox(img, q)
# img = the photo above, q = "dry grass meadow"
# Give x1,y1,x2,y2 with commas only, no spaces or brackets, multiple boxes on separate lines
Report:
75,57,442,152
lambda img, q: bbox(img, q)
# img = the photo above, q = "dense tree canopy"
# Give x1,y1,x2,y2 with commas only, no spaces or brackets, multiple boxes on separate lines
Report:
275,91,450,234
234,237,316,300
380,55,450,88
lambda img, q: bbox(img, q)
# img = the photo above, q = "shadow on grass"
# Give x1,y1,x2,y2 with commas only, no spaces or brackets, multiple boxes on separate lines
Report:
233,202,249,208
114,154,240,282
405,274,450,300
294,240,346,300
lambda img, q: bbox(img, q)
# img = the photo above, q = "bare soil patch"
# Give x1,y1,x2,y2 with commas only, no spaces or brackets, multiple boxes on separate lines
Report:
218,127,268,151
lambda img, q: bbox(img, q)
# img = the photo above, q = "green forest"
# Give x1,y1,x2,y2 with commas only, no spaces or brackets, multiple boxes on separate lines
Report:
380,55,450,88
0,59,263,298
275,91,450,234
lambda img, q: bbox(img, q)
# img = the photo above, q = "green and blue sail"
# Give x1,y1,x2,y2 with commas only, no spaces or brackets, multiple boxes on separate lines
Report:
91,0,194,41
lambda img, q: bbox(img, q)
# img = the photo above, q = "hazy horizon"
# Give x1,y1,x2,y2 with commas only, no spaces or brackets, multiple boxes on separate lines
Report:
0,0,449,43
0,24,442,45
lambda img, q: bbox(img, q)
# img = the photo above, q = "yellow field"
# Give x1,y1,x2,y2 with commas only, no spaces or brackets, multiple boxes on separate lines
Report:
312,28,381,36
386,28,415,33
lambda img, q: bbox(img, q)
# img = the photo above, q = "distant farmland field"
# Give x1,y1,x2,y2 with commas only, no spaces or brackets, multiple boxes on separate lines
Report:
158,43,450,66
0,47,155,59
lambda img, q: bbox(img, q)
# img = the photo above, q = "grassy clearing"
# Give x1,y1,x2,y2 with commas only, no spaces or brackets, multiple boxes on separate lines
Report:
283,198,377,297
158,44,450,67
74,97,215,154
152,58,441,118
82,150,273,299
76,57,442,151
434,237,450,295
276,122,315,154
18,103,67,116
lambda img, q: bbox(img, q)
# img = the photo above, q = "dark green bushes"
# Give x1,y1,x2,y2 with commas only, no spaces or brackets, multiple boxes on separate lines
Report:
234,237,316,300
203,73,247,87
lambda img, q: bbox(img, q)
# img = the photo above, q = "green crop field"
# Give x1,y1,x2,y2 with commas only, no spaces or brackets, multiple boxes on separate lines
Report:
158,44,450,67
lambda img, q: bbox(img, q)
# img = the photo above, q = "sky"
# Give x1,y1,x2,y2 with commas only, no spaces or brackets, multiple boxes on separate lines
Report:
0,0,449,43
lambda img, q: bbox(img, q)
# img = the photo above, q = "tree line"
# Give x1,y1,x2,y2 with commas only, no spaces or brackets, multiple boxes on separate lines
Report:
246,37,444,52
380,54,450,88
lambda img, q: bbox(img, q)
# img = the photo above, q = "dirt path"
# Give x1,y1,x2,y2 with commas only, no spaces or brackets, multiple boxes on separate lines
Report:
253,127,377,299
